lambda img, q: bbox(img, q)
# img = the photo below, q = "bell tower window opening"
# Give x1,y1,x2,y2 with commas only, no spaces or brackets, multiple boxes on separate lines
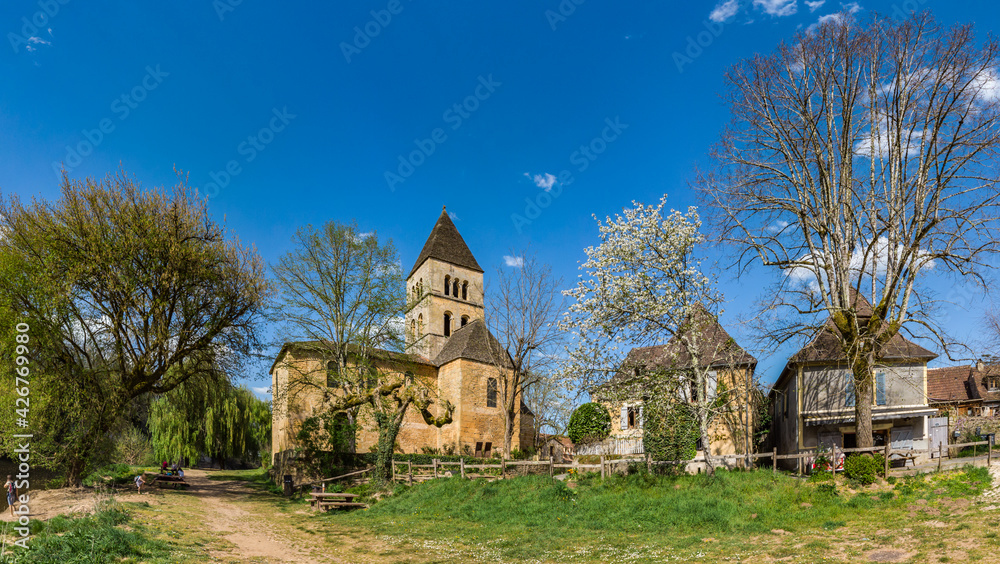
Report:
444,312,452,337
461,315,469,327
462,281,468,300
453,279,459,297
444,275,451,296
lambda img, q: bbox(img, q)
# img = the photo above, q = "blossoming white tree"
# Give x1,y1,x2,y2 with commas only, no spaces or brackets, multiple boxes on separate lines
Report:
562,198,753,473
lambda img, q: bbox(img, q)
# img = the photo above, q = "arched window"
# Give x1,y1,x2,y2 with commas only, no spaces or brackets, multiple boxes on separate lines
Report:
417,313,423,335
462,281,468,300
461,315,469,327
326,361,339,387
444,275,451,296
444,312,452,337
418,279,423,296
410,319,416,335
453,279,459,297
486,378,498,407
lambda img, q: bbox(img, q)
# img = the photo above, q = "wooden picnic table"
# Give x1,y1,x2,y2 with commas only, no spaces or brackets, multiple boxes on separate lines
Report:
143,472,189,489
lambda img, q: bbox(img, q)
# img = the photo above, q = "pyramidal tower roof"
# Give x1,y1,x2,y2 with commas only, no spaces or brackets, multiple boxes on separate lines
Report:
408,207,484,278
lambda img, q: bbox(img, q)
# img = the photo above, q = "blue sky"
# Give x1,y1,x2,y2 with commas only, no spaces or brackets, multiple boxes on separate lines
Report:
2,0,999,396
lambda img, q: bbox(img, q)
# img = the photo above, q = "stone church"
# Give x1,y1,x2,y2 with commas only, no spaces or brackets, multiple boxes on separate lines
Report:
270,209,534,461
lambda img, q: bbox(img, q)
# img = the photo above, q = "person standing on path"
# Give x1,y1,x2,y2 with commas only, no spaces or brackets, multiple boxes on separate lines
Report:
4,475,17,517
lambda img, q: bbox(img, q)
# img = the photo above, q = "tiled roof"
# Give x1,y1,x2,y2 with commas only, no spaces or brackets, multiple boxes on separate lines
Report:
928,363,1000,404
788,319,937,364
606,304,756,387
408,208,483,277
269,341,435,373
433,319,511,368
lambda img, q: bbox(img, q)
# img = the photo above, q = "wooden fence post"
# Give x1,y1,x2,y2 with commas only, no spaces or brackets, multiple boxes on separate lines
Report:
884,441,890,477
501,457,506,479
408,460,413,485
549,458,554,479
990,436,994,467
797,452,802,476
938,444,943,472
433,458,438,479
600,455,606,479
772,448,777,475
391,460,396,483
832,445,837,477
460,458,466,479
646,454,652,474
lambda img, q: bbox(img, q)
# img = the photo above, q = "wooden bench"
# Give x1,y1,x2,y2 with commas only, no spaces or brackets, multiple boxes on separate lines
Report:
144,472,189,490
309,492,366,511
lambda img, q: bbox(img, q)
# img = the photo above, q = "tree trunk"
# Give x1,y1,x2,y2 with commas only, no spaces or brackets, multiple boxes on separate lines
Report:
853,368,875,449
63,456,87,487
373,412,403,485
504,406,516,458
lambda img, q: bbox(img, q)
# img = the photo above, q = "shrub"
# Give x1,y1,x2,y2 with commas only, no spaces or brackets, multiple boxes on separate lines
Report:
567,403,612,445
843,453,884,485
643,402,699,463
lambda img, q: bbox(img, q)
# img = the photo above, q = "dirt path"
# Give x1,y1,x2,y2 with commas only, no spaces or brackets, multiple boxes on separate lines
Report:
180,469,324,563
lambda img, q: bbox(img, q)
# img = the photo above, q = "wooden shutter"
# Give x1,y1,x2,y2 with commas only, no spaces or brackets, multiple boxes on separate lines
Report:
621,405,628,430
638,405,644,429
875,372,887,406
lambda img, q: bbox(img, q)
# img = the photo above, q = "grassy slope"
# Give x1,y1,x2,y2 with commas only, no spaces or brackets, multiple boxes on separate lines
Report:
321,466,997,562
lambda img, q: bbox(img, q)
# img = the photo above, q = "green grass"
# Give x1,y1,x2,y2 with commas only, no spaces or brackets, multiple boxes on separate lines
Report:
0,501,173,563
313,465,991,562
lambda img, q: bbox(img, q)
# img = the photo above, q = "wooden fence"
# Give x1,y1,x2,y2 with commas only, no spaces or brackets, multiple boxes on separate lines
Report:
574,437,645,456
389,437,996,484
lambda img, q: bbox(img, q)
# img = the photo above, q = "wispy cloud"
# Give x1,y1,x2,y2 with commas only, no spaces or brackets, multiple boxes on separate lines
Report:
448,211,460,221
25,36,52,53
753,0,798,17
709,0,740,23
524,172,557,191
767,219,790,233
807,2,861,32
252,386,271,396
503,255,524,268
805,0,825,12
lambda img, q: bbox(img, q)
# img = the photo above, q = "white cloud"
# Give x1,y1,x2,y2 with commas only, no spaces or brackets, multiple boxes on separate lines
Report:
25,36,51,52
709,0,740,23
785,237,936,292
448,211,460,221
805,0,825,11
503,255,524,268
807,2,861,32
252,386,271,396
524,172,557,191
767,219,790,233
971,68,1000,103
753,0,798,17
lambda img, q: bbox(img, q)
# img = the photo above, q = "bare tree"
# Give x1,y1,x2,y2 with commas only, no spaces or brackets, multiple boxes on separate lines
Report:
523,368,575,445
704,12,1000,449
271,221,453,484
483,250,565,457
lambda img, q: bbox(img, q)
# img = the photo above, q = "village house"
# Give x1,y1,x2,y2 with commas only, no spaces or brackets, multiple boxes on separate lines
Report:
769,298,938,468
592,305,758,461
927,361,1000,417
270,209,534,463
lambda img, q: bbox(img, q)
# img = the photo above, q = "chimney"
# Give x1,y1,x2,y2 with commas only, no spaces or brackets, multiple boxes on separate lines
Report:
977,359,985,372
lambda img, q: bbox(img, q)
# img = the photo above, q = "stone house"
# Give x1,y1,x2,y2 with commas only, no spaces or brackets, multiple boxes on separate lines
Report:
769,303,938,468
927,361,1000,417
270,209,534,462
593,305,758,459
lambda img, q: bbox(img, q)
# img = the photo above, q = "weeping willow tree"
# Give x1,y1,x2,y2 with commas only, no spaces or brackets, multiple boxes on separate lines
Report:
149,372,271,469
